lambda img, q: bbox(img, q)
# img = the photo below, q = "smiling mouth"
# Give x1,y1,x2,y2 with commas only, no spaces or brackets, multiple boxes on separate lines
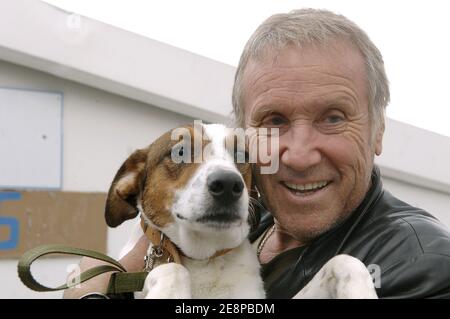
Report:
282,180,331,195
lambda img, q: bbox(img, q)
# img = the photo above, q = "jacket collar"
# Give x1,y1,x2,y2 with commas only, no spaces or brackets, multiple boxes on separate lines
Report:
332,165,384,254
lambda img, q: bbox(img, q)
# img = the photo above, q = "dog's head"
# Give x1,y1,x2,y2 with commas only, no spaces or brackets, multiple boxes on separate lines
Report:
105,123,257,259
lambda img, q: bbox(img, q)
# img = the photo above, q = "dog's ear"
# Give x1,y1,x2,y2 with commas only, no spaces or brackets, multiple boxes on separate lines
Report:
249,191,262,233
245,165,262,233
105,148,148,227
241,136,261,232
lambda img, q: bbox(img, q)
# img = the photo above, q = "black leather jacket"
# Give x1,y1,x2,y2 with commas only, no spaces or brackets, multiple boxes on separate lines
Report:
249,166,450,298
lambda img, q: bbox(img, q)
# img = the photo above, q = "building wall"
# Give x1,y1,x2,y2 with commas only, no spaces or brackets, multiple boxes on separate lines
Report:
376,116,450,228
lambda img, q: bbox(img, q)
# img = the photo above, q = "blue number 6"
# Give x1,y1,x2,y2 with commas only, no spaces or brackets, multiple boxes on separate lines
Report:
0,217,19,250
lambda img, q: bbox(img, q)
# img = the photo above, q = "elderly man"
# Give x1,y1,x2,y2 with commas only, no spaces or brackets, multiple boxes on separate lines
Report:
64,9,450,299
238,9,450,298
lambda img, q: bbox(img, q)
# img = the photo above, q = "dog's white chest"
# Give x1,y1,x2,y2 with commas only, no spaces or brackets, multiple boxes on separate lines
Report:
182,241,264,299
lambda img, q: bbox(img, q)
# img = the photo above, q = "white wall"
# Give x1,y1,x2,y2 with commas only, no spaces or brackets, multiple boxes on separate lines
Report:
376,117,450,229
0,0,236,124
382,176,450,228
0,60,193,298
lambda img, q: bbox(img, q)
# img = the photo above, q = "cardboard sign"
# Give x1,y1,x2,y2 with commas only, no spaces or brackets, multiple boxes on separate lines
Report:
0,191,107,258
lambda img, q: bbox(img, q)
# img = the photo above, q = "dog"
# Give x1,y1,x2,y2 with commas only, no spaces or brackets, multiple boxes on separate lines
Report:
104,123,377,299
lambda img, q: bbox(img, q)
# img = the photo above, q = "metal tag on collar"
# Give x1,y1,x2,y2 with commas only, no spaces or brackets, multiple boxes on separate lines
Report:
143,232,165,272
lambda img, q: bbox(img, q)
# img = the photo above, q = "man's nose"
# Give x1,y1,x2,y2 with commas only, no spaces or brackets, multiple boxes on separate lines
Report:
280,125,322,171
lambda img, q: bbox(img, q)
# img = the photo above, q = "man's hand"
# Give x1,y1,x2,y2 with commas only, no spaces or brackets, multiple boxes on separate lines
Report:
63,235,149,298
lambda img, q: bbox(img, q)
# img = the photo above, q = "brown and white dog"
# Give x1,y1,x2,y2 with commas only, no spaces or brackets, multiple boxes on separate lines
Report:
105,123,377,299
105,123,265,298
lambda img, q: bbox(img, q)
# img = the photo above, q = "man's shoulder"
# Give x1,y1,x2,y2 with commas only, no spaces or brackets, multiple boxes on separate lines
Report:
351,191,450,298
360,190,450,257
339,189,450,269
390,210,450,255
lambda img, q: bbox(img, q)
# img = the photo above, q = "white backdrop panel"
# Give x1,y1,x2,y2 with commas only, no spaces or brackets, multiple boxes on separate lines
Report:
0,88,62,189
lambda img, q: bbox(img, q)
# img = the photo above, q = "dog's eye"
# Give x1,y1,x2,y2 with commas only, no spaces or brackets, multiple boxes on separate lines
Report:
170,143,189,163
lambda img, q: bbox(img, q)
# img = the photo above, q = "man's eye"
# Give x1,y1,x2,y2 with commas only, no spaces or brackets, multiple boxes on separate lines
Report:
263,114,287,127
316,111,347,134
325,115,344,124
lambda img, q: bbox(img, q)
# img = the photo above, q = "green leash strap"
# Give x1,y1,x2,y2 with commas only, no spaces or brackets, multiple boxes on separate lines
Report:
18,244,148,294
107,272,149,294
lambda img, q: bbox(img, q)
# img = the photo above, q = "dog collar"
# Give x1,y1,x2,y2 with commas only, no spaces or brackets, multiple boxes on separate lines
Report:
140,217,233,270
140,218,182,271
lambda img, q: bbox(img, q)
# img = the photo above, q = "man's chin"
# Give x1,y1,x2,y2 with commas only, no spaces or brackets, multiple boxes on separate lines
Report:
273,212,350,244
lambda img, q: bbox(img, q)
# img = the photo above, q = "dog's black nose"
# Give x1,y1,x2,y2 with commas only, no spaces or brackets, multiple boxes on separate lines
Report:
207,170,244,204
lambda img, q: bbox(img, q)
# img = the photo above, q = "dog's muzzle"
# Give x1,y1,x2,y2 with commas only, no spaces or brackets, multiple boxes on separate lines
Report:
189,169,246,226
207,169,244,204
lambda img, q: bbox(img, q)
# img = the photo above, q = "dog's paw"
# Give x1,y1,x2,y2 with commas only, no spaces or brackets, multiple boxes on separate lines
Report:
326,255,378,299
143,263,191,299
294,254,378,299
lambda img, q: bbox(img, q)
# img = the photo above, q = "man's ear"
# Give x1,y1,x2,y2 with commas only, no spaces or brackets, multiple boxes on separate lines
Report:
105,148,148,227
375,121,385,156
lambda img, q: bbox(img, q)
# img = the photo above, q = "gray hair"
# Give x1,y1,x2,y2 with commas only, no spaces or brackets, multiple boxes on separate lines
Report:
232,8,390,136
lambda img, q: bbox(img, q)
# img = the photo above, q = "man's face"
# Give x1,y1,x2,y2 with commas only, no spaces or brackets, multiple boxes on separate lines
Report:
243,41,383,243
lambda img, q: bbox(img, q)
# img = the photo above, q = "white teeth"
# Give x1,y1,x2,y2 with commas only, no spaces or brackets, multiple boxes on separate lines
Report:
284,181,329,191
